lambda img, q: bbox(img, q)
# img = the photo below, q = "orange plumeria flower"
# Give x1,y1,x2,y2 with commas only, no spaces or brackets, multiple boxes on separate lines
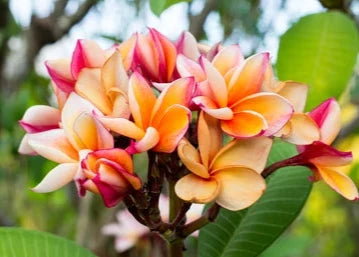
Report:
175,112,272,211
177,46,293,138
99,72,194,153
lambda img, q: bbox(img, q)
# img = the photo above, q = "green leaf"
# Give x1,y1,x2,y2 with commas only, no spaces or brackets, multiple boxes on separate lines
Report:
277,11,359,110
149,0,190,16
0,227,96,257
198,140,312,257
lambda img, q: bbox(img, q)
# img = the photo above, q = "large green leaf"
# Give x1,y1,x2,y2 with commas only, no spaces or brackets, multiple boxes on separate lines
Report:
277,11,359,110
198,141,312,257
0,227,96,257
149,0,190,16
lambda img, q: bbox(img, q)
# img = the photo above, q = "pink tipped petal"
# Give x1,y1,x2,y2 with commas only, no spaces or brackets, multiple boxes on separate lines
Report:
128,73,157,129
134,33,158,79
99,117,145,140
200,57,228,107
19,105,60,133
75,68,112,115
277,81,308,113
317,167,359,200
27,129,78,163
18,135,36,155
117,35,136,71
176,54,206,82
32,163,79,193
134,127,160,153
221,111,268,138
175,174,220,203
309,98,341,145
71,39,106,79
212,45,244,76
282,113,320,145
198,112,222,168
232,92,293,136
45,59,75,93
177,139,209,178
213,167,266,211
211,137,273,173
193,96,233,120
101,50,129,94
176,31,200,61
153,105,191,153
261,64,278,92
228,52,270,105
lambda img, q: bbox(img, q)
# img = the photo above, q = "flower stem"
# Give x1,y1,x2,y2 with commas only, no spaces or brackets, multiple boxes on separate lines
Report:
261,155,303,178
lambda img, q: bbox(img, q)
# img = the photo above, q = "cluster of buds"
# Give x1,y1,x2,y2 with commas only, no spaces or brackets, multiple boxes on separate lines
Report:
18,28,357,233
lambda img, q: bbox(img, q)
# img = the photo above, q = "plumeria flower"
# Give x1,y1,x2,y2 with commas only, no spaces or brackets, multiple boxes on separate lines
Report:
177,47,293,138
99,72,194,153
133,28,177,83
102,195,203,252
78,148,141,207
21,93,114,194
175,112,271,211
294,98,358,200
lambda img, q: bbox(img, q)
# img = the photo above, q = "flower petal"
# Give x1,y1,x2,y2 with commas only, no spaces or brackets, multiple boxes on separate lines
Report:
32,163,79,193
277,81,308,113
18,134,36,155
175,174,220,203
227,52,269,105
193,96,233,120
176,31,200,61
308,98,341,145
75,68,112,115
176,54,206,82
282,113,320,145
317,166,358,200
210,137,272,173
27,129,78,163
221,110,268,138
19,105,60,133
153,104,191,153
198,112,222,169
231,92,293,136
134,33,158,80
131,127,160,153
128,72,157,129
212,44,244,76
71,39,106,79
45,59,75,93
177,139,209,178
117,34,136,71
213,166,266,211
88,148,134,173
99,117,145,140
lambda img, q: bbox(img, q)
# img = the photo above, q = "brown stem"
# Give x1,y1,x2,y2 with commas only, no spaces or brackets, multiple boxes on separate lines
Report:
170,202,191,229
261,155,303,178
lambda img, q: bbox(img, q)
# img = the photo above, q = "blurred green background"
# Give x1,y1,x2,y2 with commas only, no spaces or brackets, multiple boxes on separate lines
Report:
1,0,359,256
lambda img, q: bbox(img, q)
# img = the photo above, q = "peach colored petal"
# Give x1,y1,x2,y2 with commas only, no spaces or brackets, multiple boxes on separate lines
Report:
73,113,114,150
261,64,278,92
117,35,136,71
32,163,79,193
99,116,145,140
51,81,69,110
176,31,200,61
227,52,269,105
45,59,74,93
110,93,131,118
317,166,358,200
153,105,191,153
231,92,293,136
75,68,112,115
89,148,134,173
19,105,60,133
151,77,194,127
200,57,228,107
210,137,272,173
308,98,341,145
175,174,220,203
213,166,266,211
128,72,157,129
101,50,129,95
18,134,36,155
176,54,206,82
212,45,244,76
282,113,320,145
177,139,209,178
193,96,233,120
277,81,308,113
221,111,268,138
133,127,160,153
27,129,78,163
198,111,222,168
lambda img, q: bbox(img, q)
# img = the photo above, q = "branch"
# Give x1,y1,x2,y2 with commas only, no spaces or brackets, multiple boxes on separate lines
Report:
188,0,218,39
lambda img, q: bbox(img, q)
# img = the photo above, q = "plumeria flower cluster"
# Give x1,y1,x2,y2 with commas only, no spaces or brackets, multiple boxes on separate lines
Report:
18,28,358,243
